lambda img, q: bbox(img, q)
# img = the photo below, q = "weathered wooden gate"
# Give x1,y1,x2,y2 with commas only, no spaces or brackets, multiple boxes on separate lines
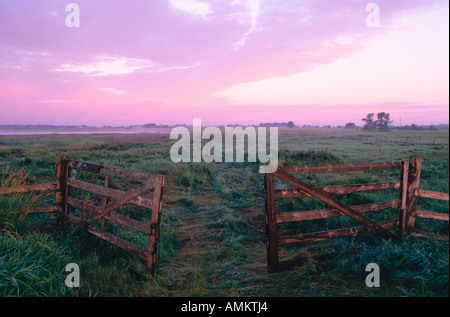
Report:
0,156,165,275
264,156,449,272
57,156,165,275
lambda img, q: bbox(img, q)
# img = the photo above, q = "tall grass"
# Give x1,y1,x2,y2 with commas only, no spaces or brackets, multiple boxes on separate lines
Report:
0,167,77,297
334,238,449,296
166,163,212,190
0,166,49,231
0,231,75,296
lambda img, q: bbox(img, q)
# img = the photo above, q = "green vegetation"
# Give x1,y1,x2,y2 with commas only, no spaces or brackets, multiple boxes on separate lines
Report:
0,231,76,296
0,127,448,297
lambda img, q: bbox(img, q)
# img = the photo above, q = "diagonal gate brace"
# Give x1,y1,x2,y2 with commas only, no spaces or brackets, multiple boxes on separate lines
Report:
84,181,154,226
274,170,394,240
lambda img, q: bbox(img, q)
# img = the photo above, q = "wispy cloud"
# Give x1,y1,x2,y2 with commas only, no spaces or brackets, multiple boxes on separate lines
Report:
100,87,126,95
54,55,201,77
37,99,80,104
55,56,155,77
232,0,263,49
169,0,212,18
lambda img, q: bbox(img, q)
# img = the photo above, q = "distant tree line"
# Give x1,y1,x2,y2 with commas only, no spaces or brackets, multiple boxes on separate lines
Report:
258,121,296,128
393,124,438,131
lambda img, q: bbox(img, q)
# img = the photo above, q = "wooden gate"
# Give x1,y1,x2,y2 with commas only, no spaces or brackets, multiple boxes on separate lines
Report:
264,156,448,272
57,156,165,275
0,156,165,275
405,157,449,240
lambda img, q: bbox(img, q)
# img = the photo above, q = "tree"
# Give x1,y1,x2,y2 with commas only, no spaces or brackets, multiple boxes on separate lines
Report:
287,121,295,128
345,122,356,129
362,112,393,131
375,112,392,131
362,113,376,131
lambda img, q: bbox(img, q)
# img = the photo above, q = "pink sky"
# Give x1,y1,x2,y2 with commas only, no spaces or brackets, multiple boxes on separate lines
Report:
0,0,448,126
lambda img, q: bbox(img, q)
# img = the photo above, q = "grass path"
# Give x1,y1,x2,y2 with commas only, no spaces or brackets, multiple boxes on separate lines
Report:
150,192,221,296
152,188,276,296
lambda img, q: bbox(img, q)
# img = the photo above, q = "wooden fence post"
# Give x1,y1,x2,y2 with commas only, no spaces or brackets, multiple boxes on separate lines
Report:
264,173,279,273
405,156,422,230
398,160,409,239
55,156,69,233
147,175,165,275
100,175,110,247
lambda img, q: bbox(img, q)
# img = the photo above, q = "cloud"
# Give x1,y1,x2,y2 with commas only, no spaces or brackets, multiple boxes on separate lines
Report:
37,99,80,103
231,0,263,49
100,87,126,95
53,54,202,78
54,56,155,77
169,0,212,18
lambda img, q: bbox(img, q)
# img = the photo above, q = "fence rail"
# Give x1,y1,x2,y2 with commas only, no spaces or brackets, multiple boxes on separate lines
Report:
278,219,399,246
276,199,401,223
0,182,58,214
278,161,403,174
0,183,57,195
275,181,400,198
67,159,157,183
415,189,449,201
67,178,154,209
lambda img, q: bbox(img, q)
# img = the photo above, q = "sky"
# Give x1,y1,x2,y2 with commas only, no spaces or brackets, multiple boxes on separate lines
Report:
0,0,448,126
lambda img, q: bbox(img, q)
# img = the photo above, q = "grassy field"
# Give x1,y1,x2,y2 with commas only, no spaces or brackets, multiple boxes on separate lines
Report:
0,127,448,297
